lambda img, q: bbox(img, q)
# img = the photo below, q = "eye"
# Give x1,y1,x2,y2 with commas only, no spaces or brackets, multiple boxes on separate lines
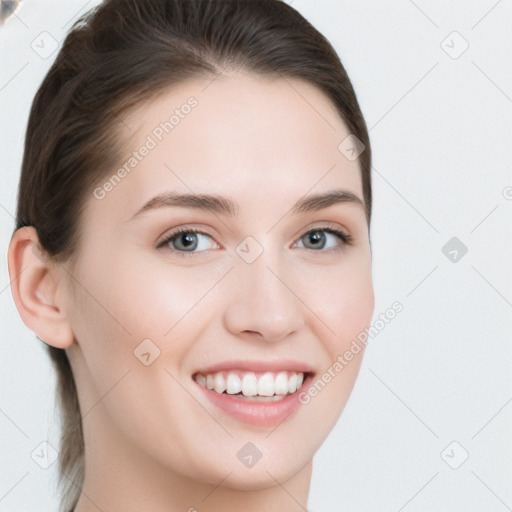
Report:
157,227,219,256
294,226,352,251
157,224,352,257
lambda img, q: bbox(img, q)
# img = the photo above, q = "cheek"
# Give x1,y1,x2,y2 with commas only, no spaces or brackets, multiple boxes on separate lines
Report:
292,257,374,435
75,246,221,339
287,263,373,456
299,254,375,357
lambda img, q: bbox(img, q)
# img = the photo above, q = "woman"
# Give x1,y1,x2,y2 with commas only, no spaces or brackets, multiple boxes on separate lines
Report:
7,0,374,510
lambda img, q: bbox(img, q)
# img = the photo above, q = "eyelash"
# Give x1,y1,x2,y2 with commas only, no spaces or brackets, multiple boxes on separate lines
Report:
157,224,353,258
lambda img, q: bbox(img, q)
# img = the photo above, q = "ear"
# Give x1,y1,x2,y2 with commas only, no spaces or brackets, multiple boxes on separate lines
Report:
7,226,75,349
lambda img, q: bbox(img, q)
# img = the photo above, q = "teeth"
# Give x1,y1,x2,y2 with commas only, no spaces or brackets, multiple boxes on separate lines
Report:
195,370,306,398
257,372,275,396
214,373,226,394
288,373,298,394
226,373,242,394
274,372,289,395
241,372,258,397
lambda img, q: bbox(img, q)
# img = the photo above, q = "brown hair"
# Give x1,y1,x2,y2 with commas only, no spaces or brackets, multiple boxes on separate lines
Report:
14,1,372,510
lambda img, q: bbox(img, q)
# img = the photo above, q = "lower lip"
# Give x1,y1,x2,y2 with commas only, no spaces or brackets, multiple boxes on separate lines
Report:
194,374,313,427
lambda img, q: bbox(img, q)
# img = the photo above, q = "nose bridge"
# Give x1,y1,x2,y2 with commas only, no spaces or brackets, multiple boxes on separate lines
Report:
245,244,288,298
223,238,305,342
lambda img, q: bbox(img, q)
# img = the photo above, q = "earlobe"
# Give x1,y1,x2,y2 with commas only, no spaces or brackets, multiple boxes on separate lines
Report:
7,226,75,349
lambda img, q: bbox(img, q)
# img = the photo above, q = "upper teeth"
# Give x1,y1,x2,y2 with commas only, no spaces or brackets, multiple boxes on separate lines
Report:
194,371,305,397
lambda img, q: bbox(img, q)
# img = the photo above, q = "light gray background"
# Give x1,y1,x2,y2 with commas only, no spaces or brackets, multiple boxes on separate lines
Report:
1,1,511,511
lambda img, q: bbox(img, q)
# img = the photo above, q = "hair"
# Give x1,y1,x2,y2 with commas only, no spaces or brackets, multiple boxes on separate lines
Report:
14,0,372,510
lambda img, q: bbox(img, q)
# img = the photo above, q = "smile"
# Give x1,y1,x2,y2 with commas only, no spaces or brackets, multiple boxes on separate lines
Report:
193,370,305,400
192,363,315,427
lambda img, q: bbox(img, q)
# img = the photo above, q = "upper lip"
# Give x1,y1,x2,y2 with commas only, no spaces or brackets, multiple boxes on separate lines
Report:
193,359,316,376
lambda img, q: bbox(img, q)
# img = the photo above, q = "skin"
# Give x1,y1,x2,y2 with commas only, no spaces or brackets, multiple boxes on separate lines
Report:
8,72,375,512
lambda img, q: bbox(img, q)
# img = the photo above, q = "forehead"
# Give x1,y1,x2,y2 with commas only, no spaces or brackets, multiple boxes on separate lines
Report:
88,72,364,223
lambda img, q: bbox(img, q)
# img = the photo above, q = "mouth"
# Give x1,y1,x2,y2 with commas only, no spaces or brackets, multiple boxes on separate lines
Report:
191,363,315,427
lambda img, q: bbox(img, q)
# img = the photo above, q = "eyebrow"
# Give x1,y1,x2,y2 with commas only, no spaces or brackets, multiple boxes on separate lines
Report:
130,188,366,220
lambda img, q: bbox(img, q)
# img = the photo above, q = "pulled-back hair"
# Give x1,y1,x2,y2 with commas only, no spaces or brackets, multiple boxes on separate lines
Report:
14,1,372,510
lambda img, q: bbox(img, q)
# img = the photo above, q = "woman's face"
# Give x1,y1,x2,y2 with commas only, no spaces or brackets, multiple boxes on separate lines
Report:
62,72,374,490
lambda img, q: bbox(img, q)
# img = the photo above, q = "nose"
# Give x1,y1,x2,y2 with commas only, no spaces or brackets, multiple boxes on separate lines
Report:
222,249,305,343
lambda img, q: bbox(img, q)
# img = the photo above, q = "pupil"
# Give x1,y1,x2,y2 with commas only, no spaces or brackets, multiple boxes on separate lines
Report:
178,233,197,250
307,231,325,249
